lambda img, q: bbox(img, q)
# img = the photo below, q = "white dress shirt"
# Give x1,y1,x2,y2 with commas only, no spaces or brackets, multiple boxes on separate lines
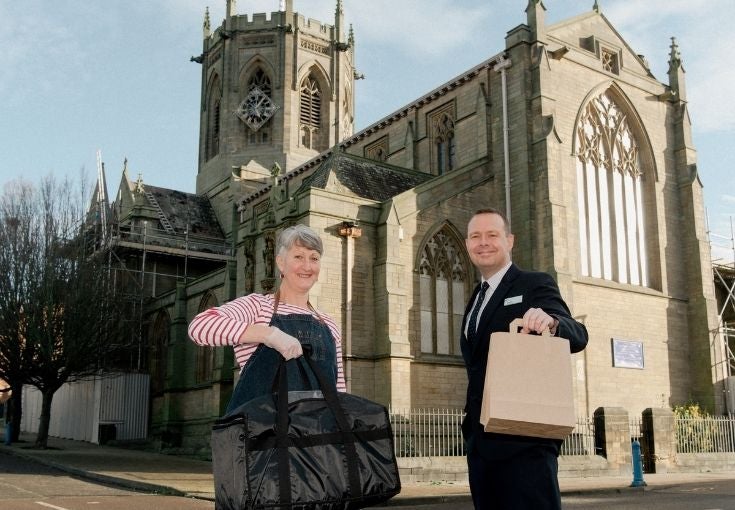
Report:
464,261,512,338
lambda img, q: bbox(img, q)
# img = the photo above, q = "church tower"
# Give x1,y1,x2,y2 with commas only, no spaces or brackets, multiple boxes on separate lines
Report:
193,0,356,227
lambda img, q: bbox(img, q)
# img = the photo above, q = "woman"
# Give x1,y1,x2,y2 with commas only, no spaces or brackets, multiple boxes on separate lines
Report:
188,224,345,412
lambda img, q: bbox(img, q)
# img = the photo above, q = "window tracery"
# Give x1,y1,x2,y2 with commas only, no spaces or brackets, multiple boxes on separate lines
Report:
418,226,468,356
601,49,620,74
300,76,323,150
205,76,222,160
430,110,456,174
576,90,648,286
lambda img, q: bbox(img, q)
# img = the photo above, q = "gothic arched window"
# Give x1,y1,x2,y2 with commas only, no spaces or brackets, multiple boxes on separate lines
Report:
418,225,470,356
300,75,324,151
248,68,272,96
239,68,275,144
195,293,218,383
576,90,648,286
205,76,222,161
435,114,456,175
150,310,170,395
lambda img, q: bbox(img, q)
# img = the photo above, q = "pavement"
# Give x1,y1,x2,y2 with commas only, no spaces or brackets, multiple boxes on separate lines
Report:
2,432,735,506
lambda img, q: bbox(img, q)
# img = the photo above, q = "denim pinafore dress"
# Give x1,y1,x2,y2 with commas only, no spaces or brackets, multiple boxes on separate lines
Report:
225,293,338,414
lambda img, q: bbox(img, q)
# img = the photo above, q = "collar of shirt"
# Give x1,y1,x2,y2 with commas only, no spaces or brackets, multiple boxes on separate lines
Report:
482,261,512,291
466,262,513,338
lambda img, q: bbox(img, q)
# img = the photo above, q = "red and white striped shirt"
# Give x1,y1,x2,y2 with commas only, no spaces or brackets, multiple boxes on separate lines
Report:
188,293,346,392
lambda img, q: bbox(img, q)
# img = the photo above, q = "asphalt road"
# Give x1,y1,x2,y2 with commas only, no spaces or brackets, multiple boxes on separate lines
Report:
563,479,735,510
4,447,735,510
0,449,214,510
370,480,735,509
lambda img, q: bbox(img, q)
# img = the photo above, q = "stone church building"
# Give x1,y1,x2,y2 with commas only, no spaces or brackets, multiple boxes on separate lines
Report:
97,0,726,451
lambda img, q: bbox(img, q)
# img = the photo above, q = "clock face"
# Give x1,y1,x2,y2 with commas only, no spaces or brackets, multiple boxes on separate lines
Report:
236,86,279,132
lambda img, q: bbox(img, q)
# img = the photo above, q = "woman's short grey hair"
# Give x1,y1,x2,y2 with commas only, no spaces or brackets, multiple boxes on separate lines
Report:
276,224,323,256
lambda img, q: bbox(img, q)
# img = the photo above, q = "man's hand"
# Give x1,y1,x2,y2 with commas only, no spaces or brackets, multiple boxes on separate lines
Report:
263,326,303,360
520,308,558,335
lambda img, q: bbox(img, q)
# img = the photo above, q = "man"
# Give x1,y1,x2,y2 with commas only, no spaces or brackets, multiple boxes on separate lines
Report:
460,208,588,509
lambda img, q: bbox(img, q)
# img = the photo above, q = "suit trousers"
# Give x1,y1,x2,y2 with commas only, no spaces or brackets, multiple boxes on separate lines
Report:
467,442,561,510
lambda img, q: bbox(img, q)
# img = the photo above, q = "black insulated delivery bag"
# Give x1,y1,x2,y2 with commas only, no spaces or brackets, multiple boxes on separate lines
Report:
211,354,401,510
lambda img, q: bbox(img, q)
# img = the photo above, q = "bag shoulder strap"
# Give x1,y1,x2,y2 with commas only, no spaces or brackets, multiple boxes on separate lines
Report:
274,356,362,504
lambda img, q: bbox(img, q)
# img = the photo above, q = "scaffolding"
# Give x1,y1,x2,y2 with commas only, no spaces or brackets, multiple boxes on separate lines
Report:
86,162,232,374
709,215,735,413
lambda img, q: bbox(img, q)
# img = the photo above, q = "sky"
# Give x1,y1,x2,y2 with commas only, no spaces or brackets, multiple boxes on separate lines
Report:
1,0,733,264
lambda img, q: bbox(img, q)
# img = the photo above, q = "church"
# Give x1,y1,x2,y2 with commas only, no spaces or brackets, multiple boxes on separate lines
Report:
95,0,726,453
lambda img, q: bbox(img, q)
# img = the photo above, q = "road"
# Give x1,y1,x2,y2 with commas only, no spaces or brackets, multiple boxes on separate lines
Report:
563,479,735,509
4,447,735,510
0,449,214,510
370,480,735,510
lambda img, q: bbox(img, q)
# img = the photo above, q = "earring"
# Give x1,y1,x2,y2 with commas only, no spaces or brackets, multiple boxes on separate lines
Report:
280,272,284,278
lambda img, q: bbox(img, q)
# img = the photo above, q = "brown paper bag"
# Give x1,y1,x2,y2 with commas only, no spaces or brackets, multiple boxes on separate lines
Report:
480,319,575,439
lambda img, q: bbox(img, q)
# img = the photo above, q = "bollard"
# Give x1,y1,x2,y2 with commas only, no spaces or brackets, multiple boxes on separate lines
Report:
630,439,647,487
3,421,11,446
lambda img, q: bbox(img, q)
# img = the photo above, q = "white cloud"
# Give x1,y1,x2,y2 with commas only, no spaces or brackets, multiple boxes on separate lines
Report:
604,0,735,133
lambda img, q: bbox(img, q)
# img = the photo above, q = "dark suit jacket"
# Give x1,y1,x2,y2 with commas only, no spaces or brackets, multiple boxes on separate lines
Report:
460,263,588,461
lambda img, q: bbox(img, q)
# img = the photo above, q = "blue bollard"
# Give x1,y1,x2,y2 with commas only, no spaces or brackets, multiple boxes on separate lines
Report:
3,421,11,446
630,439,647,487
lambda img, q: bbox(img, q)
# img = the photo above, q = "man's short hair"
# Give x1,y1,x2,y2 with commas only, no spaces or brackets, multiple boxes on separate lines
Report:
470,208,511,234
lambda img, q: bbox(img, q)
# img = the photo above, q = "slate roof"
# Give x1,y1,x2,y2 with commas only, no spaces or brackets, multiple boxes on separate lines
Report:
144,185,224,239
295,152,432,202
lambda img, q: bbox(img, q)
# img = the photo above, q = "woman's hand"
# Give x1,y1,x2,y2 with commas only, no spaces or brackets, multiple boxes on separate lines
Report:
264,326,303,360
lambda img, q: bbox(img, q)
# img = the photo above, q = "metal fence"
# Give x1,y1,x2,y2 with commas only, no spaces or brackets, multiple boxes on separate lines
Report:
560,416,597,456
629,415,653,472
676,415,735,453
388,409,735,459
389,408,465,457
388,408,596,458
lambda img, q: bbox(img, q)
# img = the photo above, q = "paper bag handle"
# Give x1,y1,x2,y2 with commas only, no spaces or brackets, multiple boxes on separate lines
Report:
510,318,552,336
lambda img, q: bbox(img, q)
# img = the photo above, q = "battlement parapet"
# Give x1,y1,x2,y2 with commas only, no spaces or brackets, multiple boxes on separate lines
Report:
295,14,333,38
206,10,333,43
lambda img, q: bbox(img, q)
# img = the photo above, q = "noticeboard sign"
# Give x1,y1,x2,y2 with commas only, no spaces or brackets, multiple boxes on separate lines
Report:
611,338,644,369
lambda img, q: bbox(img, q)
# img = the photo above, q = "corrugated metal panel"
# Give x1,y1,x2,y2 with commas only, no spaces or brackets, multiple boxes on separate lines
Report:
20,372,150,444
20,386,42,434
97,373,150,441
51,378,96,441
23,380,96,441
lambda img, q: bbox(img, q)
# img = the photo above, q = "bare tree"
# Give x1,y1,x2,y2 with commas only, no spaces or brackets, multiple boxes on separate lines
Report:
0,176,134,448
0,179,38,442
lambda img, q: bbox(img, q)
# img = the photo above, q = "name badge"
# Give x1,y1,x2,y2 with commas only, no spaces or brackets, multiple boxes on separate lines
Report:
504,295,523,306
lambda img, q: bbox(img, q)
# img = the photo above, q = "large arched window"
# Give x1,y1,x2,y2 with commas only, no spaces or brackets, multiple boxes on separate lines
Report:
205,75,222,161
300,75,324,151
418,225,470,356
149,310,170,395
576,90,648,286
195,293,218,383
